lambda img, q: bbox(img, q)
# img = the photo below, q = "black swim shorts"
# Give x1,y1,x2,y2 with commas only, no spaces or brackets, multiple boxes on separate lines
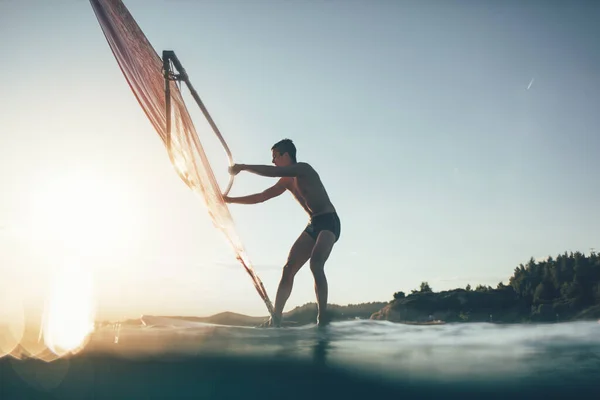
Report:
304,212,341,242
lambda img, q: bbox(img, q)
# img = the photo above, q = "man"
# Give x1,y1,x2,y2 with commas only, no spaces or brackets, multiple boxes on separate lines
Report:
223,139,341,327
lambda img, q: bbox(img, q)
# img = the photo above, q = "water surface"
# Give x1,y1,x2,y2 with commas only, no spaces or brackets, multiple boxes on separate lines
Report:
2,318,599,399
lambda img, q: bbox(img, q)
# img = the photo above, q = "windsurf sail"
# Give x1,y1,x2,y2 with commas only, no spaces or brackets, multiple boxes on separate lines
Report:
89,0,274,319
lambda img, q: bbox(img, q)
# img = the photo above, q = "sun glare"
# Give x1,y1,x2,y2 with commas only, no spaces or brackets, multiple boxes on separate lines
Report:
28,169,137,255
42,261,96,357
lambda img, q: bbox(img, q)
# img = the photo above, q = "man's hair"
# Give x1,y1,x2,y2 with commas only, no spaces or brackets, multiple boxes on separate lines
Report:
271,138,297,162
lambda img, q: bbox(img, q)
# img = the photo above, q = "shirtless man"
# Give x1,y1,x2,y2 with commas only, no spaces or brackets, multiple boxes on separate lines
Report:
223,139,341,327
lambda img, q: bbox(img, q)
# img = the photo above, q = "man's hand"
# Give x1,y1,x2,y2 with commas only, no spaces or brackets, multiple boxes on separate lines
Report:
229,164,245,176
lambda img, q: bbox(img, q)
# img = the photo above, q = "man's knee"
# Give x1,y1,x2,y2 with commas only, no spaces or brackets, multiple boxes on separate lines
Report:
282,260,301,281
310,262,326,284
310,231,336,272
309,255,325,272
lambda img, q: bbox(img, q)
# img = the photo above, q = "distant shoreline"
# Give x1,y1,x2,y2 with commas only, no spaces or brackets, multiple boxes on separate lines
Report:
94,250,600,328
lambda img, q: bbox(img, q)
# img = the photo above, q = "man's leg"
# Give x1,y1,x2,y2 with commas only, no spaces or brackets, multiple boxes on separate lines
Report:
309,230,337,326
271,231,315,326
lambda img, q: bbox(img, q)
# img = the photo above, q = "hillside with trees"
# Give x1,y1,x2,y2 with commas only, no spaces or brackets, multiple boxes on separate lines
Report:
372,251,600,323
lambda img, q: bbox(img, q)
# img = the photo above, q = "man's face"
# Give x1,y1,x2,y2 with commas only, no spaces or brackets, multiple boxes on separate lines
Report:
272,149,287,166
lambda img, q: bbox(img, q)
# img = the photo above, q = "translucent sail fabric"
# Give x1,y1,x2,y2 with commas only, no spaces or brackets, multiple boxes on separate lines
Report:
90,0,274,317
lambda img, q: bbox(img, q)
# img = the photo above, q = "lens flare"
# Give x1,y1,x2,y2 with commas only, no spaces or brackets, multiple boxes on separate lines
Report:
0,287,25,358
42,261,96,357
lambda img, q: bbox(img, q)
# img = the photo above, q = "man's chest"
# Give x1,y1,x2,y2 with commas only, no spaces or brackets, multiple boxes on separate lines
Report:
286,178,306,197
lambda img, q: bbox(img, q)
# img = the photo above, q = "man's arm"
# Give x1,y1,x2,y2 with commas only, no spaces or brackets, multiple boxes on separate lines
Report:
233,162,310,178
224,179,287,205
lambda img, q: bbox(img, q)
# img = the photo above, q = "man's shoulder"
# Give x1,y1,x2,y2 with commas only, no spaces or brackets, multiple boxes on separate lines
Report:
295,162,314,172
279,162,314,178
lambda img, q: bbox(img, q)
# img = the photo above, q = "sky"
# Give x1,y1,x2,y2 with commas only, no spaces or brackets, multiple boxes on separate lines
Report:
1,0,599,322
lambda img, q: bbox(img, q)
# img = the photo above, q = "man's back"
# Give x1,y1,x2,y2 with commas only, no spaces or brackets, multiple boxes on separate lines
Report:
283,162,336,218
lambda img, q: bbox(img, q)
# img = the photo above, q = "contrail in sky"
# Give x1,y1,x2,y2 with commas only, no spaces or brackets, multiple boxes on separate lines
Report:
527,78,535,90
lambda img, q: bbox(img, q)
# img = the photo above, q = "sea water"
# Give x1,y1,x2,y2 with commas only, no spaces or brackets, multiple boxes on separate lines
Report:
2,318,600,399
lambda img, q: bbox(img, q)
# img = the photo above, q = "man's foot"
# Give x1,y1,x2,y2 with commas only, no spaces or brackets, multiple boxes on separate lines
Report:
316,312,332,328
257,314,282,328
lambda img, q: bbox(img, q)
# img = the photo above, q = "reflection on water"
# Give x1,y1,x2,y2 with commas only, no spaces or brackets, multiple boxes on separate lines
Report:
312,336,331,367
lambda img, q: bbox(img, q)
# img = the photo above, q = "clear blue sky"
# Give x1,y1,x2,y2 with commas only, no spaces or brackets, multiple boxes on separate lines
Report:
1,0,599,322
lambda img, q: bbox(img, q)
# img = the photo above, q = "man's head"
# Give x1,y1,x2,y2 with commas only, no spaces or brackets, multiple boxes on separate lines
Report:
271,138,297,166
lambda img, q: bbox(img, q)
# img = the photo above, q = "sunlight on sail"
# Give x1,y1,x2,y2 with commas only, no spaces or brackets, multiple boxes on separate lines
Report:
42,261,96,357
